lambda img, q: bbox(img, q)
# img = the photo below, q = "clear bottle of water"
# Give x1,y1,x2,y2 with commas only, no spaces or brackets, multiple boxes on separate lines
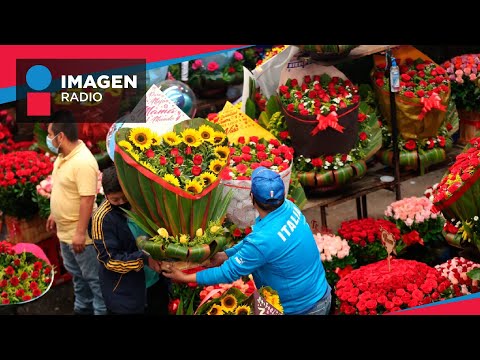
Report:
390,58,400,92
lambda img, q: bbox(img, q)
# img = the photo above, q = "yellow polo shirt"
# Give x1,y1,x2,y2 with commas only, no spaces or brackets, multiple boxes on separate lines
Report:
50,140,99,244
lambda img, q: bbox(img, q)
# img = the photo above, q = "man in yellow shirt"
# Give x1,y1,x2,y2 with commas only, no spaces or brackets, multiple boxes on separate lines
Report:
46,110,107,315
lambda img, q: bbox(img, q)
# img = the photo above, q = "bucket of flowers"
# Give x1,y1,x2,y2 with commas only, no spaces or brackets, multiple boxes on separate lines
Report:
219,136,294,228
0,241,54,305
442,54,480,144
0,151,54,244
371,47,451,141
335,259,452,315
279,73,361,159
114,119,233,265
435,257,480,298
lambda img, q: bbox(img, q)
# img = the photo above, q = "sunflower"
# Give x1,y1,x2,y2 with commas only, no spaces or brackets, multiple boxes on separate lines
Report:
199,172,217,187
184,179,204,195
207,304,224,315
140,161,156,173
198,124,215,143
151,134,162,146
221,294,238,310
163,174,180,188
118,140,132,151
214,146,230,160
212,131,226,145
235,305,251,315
209,159,226,174
163,131,181,146
127,150,140,162
181,129,202,147
129,127,154,150
268,295,284,312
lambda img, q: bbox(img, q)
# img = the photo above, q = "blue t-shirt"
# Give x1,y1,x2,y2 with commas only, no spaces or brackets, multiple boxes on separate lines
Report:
197,200,329,314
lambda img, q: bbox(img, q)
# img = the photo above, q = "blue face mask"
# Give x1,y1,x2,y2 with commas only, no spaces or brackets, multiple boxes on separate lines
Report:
46,134,61,154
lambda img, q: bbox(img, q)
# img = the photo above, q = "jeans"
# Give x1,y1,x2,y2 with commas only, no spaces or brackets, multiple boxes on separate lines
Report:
60,242,107,315
300,288,332,315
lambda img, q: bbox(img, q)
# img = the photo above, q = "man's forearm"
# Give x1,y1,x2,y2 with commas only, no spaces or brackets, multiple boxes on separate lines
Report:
76,196,95,236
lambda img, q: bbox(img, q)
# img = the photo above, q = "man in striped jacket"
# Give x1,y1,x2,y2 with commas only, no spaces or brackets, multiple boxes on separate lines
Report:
88,166,161,314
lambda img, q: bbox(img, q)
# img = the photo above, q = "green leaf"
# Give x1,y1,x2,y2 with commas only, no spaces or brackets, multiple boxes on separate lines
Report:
258,112,270,130
266,95,281,118
122,209,155,237
176,296,184,315
467,268,480,281
165,243,189,260
245,98,257,120
186,291,196,315
188,244,211,263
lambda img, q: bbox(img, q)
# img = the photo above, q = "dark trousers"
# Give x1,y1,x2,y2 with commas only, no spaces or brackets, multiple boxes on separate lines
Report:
145,277,170,315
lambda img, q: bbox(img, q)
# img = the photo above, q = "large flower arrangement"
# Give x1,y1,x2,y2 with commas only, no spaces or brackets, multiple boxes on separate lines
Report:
0,241,54,305
0,151,54,219
442,54,480,112
279,74,360,117
337,218,403,266
435,257,480,297
385,196,445,245
432,137,480,236
255,46,287,68
335,259,451,315
313,233,356,286
371,51,451,141
115,119,233,263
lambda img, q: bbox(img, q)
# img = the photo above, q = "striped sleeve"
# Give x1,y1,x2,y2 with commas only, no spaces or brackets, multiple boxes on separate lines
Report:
91,201,146,274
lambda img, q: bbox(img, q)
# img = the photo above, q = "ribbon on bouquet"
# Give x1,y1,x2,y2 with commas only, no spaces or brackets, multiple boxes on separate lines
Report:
418,93,446,120
310,111,344,136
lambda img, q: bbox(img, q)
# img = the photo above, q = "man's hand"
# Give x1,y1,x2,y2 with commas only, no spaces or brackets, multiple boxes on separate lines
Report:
72,233,86,254
207,252,228,268
147,257,162,273
160,262,187,282
46,214,56,232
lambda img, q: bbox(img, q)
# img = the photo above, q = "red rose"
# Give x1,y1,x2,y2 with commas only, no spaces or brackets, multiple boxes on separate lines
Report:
13,259,21,267
20,272,28,280
401,74,411,81
238,136,245,144
403,91,415,98
279,85,289,94
260,160,273,168
175,156,184,165
287,104,295,112
358,113,367,122
193,154,203,165
279,131,289,140
15,289,24,297
233,228,243,237
256,151,268,161
241,153,252,162
366,299,377,309
255,144,266,152
417,89,425,97
145,149,155,158
304,75,312,84
438,136,446,147
2,299,9,305
273,157,284,166
290,79,298,88
249,136,259,144
244,227,252,235
170,148,179,157
405,140,417,151
5,266,14,276
31,271,39,279
173,167,181,177
159,156,167,165
192,166,202,176
22,295,32,302
10,276,19,287
185,146,192,155
241,146,251,154
236,164,248,174
0,280,7,288
311,158,323,168
359,132,368,141
375,79,384,87
325,155,334,163
446,123,453,131
250,163,261,170
341,154,348,162
269,139,281,147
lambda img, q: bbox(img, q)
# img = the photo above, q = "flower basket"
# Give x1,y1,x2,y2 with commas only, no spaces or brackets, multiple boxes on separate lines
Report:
432,137,480,222
0,241,55,305
114,119,233,262
221,162,293,229
5,214,53,245
295,45,358,61
279,73,360,158
457,109,480,145
371,46,451,140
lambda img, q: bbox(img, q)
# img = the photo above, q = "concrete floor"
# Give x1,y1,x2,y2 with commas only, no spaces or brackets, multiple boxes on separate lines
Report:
0,162,451,315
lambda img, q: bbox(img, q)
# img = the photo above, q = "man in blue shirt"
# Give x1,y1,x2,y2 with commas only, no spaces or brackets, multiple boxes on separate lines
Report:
161,167,331,315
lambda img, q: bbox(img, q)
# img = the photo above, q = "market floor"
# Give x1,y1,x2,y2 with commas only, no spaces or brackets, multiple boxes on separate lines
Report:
3,164,451,315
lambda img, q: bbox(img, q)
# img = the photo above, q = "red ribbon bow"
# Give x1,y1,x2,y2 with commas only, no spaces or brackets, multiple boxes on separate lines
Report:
311,111,344,136
418,93,446,120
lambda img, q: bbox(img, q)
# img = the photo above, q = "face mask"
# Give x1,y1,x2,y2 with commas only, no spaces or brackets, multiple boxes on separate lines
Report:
112,202,131,212
46,134,61,154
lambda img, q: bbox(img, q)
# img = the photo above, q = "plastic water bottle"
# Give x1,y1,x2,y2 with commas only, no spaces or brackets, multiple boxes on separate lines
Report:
390,58,400,92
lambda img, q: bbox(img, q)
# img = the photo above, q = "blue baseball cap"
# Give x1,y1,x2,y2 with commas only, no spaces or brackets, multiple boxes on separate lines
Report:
251,167,285,204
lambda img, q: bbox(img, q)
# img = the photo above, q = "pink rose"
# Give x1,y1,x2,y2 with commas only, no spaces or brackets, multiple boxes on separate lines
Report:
191,59,203,70
470,73,477,81
207,62,219,72
233,51,243,61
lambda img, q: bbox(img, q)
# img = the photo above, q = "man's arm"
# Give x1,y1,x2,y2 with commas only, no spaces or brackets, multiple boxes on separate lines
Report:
72,196,96,253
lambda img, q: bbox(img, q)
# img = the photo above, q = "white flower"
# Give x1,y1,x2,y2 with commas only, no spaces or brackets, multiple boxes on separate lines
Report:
268,144,274,149
324,166,329,170
333,166,338,170
456,221,462,227
338,162,344,167
305,158,311,163
325,161,331,166
347,155,352,162
333,98,341,104
346,93,352,98
475,216,479,221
